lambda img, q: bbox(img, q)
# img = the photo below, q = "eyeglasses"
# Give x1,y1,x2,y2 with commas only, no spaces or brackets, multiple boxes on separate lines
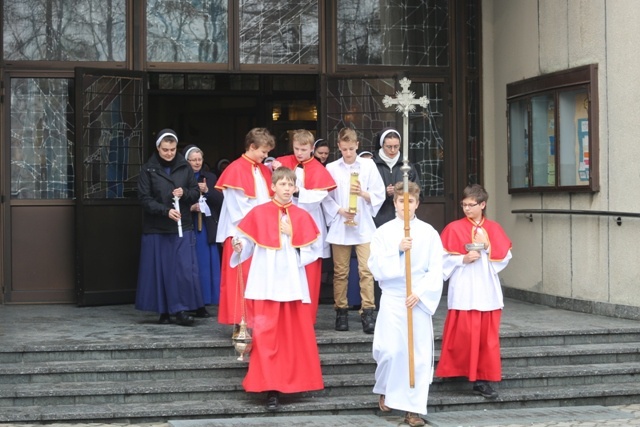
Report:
383,144,400,150
460,202,479,208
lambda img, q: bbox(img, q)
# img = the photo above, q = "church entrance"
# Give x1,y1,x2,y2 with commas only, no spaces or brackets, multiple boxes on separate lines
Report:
147,73,321,164
2,71,462,305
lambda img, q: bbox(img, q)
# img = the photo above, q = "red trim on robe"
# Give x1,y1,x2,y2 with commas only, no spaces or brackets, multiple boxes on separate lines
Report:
237,200,320,249
215,154,274,198
276,155,337,191
440,216,512,261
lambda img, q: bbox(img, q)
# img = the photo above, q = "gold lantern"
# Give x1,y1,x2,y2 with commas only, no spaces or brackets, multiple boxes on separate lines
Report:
344,169,359,226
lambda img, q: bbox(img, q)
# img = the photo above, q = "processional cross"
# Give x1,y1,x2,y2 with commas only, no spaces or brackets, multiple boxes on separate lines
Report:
382,78,429,388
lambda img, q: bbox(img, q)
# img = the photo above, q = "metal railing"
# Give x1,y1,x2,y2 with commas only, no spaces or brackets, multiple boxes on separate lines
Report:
511,209,640,226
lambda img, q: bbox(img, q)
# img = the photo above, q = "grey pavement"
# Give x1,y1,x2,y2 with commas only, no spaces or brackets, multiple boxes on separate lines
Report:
3,404,640,427
1,298,640,426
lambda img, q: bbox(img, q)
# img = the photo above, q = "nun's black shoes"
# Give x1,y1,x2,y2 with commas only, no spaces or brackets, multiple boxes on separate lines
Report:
194,307,211,318
174,311,195,326
158,313,172,324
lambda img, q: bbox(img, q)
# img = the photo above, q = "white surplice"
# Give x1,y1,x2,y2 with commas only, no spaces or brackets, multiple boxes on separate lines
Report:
294,166,332,258
324,157,385,245
232,214,320,303
215,168,271,243
368,216,444,415
443,227,512,311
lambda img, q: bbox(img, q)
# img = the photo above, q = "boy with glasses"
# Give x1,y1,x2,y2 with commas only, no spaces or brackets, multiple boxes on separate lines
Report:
435,184,513,399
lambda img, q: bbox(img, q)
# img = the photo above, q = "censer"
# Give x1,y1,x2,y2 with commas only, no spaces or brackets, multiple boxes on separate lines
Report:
232,318,252,361
231,246,252,361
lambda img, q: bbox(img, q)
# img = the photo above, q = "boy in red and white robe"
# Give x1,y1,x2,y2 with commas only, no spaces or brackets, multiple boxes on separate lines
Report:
232,167,324,411
215,128,275,325
435,184,512,400
273,129,336,323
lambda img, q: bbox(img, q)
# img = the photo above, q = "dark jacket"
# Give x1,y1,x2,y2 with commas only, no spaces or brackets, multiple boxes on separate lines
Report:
192,169,224,244
138,152,200,234
372,151,421,227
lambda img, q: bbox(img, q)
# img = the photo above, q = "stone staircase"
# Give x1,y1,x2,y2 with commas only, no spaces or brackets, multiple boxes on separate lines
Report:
1,314,640,423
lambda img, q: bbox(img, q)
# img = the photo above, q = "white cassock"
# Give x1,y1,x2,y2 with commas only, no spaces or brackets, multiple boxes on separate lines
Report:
368,216,444,415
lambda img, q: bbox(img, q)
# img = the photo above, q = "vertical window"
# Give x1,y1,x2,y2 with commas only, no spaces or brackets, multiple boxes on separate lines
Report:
239,0,319,65
410,82,446,197
79,74,144,199
147,0,228,63
336,0,448,67
3,0,126,61
508,99,529,189
10,78,74,199
507,64,599,193
531,94,555,187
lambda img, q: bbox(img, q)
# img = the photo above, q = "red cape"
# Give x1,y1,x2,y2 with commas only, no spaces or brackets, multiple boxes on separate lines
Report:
215,154,274,198
237,200,320,249
441,216,512,261
276,155,337,191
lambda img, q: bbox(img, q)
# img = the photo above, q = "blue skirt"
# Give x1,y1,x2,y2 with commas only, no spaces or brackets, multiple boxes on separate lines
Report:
135,230,204,314
194,221,221,305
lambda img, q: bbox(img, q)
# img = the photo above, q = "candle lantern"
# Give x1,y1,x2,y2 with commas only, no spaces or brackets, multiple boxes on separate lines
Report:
345,166,360,226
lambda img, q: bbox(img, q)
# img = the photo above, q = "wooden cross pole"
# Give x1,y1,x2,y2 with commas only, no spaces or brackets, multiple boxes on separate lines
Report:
382,77,429,388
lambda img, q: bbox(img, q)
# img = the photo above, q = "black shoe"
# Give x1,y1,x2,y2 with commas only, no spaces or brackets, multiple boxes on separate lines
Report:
361,308,375,334
158,313,172,324
473,381,498,399
266,391,279,411
174,311,195,326
194,307,211,318
335,308,349,331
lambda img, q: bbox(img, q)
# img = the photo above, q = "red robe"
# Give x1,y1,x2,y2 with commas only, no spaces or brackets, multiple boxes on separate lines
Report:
238,200,324,394
215,154,273,325
436,216,511,382
275,155,337,192
275,155,337,323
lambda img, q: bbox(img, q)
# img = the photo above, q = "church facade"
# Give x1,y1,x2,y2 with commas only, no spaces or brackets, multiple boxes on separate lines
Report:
1,0,637,315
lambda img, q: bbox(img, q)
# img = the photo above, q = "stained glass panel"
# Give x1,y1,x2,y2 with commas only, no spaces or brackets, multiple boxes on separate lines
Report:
10,78,74,199
147,0,228,63
337,0,448,66
326,78,396,158
326,78,443,196
81,75,144,199
3,0,126,61
409,82,445,197
239,0,319,65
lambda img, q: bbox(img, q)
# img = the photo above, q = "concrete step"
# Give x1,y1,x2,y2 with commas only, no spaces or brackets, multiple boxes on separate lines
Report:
0,393,378,423
4,340,639,385
3,360,639,407
3,381,640,423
